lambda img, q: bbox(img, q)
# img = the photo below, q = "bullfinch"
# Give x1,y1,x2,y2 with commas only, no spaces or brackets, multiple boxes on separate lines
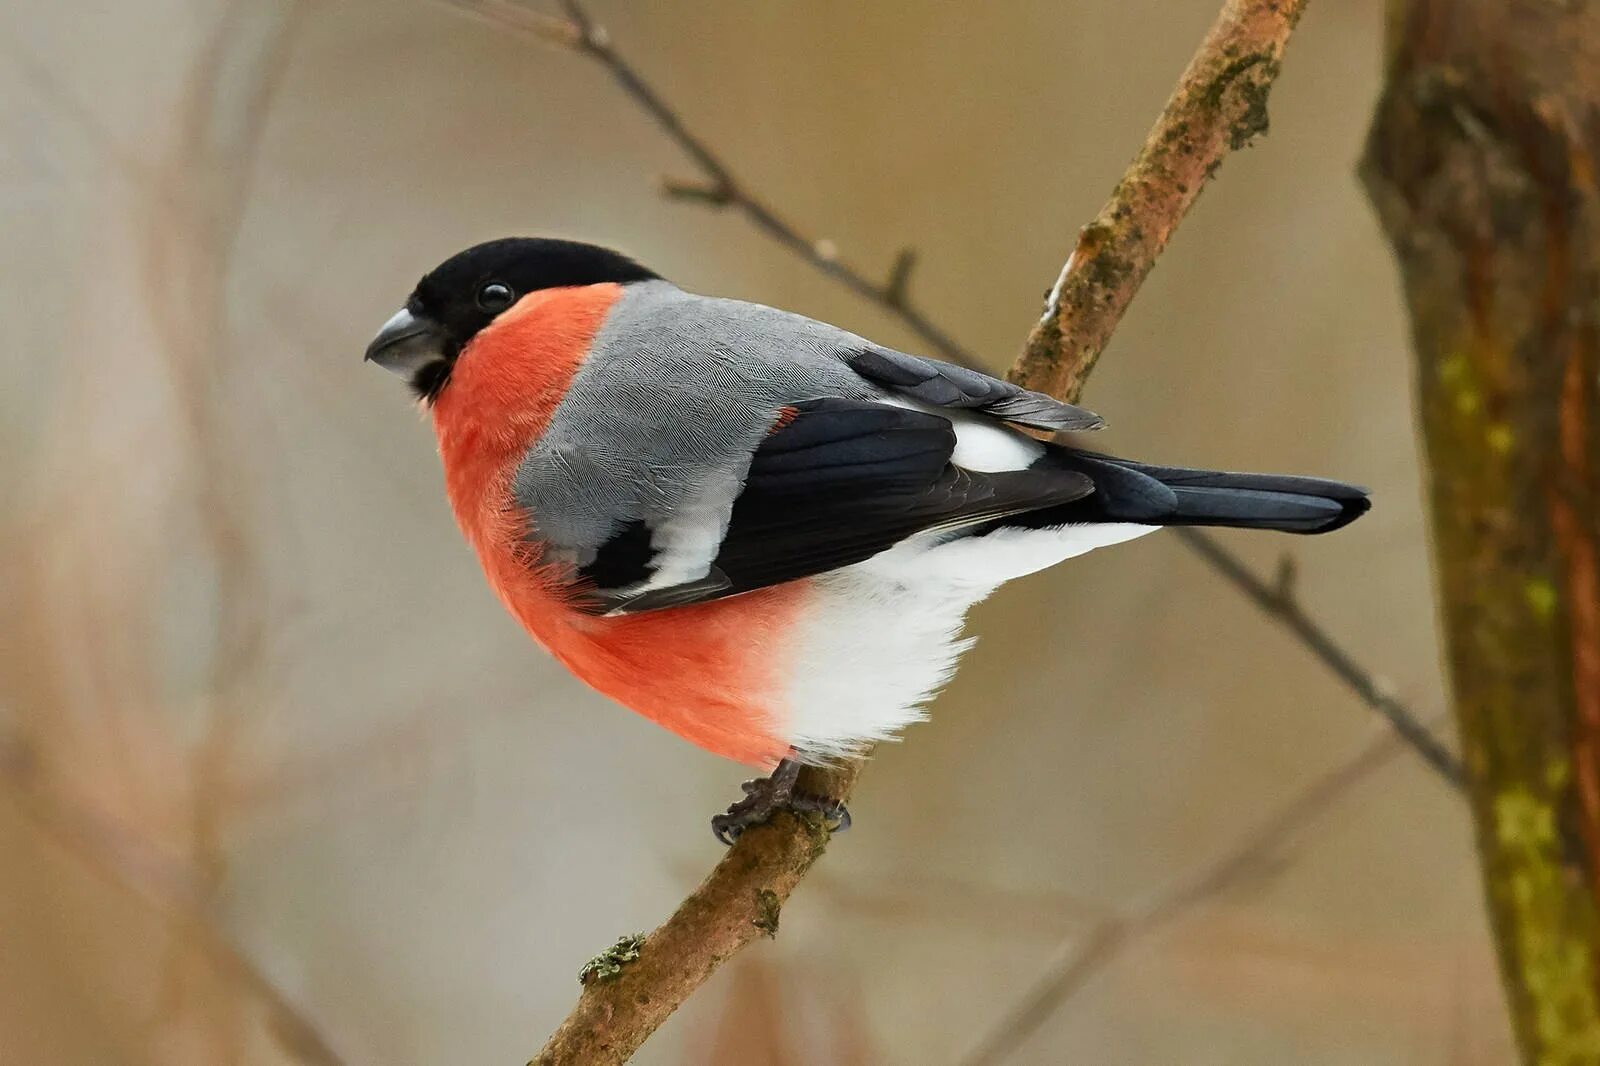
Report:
366,237,1369,840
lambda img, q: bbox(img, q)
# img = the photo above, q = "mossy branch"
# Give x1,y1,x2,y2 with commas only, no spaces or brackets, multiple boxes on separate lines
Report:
529,770,851,1065
1011,0,1307,399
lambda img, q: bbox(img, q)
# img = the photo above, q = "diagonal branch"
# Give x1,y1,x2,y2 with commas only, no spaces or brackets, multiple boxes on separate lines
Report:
1173,527,1465,786
441,0,978,368
457,1,1345,1063
1010,0,1306,400
957,719,1424,1066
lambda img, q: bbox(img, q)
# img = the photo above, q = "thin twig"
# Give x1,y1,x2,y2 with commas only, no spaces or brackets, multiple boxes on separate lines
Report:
958,720,1423,1066
442,0,1457,795
439,0,979,368
480,1,1332,1062
1173,528,1465,786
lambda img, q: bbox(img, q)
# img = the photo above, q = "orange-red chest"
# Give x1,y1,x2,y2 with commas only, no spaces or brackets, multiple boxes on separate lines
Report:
428,284,805,767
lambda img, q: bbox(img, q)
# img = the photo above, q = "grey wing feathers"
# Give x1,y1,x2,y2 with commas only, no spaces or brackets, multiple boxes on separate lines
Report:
847,347,1104,432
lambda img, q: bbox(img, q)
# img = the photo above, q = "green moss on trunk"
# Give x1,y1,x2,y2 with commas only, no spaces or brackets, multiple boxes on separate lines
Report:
1363,2,1600,1061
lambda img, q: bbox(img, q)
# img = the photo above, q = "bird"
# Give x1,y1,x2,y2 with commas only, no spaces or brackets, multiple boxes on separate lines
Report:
366,237,1370,842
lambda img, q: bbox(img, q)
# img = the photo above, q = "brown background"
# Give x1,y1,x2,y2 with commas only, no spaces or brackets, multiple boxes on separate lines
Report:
1,1,1509,1063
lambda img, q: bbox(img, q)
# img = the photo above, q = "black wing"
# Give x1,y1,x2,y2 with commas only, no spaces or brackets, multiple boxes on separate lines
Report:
576,399,1094,614
846,347,1104,432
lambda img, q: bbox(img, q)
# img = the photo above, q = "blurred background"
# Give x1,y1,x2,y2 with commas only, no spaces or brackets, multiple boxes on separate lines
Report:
0,1,1506,1063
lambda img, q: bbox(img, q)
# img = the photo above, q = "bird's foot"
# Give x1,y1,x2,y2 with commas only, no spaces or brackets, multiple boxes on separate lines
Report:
790,792,852,835
711,758,852,845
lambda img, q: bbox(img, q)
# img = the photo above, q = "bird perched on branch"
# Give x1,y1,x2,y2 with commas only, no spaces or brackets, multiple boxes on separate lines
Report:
367,237,1369,841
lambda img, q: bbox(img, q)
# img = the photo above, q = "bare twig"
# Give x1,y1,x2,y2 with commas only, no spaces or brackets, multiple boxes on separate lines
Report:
958,721,1422,1066
447,1,1456,794
439,0,979,368
1174,528,1464,786
469,0,1449,792
483,1,1334,1062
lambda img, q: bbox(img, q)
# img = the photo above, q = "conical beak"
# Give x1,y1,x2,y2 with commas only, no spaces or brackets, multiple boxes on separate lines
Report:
365,308,446,377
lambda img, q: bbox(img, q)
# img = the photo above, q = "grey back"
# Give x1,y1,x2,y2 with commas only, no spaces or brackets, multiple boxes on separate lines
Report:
510,281,880,569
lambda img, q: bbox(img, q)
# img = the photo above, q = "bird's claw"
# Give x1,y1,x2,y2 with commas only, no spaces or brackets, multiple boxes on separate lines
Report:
710,758,852,845
710,774,780,845
710,791,852,845
710,814,745,847
789,792,851,834
828,801,851,833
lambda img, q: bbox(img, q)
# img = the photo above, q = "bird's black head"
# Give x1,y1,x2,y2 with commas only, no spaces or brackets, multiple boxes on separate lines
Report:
364,237,660,402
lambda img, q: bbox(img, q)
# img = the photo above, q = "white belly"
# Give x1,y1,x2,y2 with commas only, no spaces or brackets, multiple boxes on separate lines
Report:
778,521,1155,760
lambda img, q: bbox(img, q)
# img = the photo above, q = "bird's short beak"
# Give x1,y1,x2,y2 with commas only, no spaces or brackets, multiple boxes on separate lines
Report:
365,308,447,377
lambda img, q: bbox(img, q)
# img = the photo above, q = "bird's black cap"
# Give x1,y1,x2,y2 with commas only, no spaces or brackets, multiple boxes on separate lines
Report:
366,237,659,402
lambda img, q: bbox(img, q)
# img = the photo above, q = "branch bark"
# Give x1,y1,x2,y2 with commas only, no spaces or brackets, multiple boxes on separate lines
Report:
529,2,1313,1062
1012,0,1306,400
1361,2,1600,1060
531,765,852,1064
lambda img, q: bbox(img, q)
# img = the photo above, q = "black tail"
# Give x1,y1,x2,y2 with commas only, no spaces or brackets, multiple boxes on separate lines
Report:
1023,450,1370,534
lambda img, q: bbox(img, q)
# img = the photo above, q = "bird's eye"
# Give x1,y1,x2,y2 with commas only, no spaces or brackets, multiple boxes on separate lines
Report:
476,282,515,312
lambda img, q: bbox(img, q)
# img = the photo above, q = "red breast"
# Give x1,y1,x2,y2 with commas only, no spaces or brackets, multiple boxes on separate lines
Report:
430,283,805,767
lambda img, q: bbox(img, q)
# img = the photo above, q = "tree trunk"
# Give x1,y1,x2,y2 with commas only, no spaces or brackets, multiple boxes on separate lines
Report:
1361,3,1600,1061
